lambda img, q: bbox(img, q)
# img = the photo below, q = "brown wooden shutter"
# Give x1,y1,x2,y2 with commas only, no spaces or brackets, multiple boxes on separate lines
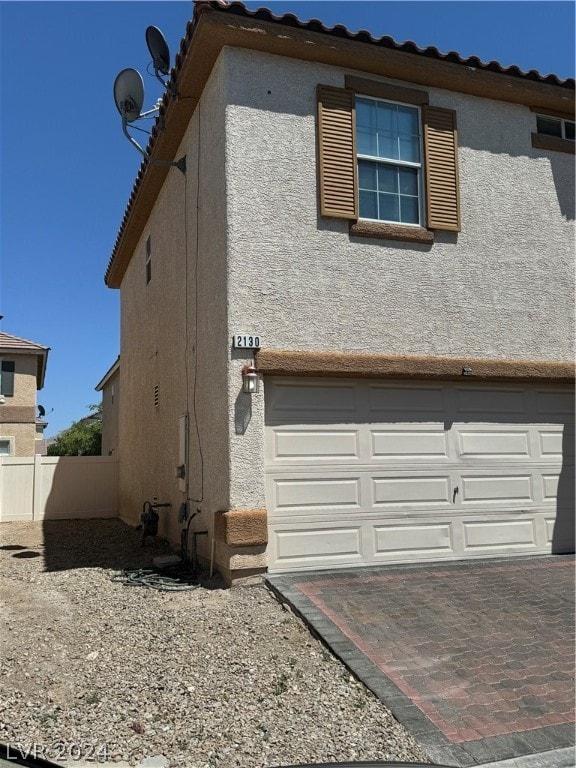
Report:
317,86,358,219
423,106,461,232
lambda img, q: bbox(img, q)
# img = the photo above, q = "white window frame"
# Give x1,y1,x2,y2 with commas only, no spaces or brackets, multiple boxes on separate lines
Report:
0,437,15,456
536,114,575,141
356,95,426,227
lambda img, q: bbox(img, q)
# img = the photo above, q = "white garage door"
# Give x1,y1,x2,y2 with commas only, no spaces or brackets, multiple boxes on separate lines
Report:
265,378,574,572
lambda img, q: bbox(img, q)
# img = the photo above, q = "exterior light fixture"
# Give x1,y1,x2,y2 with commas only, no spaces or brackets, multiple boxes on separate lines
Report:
462,366,473,376
242,364,259,394
0,396,5,405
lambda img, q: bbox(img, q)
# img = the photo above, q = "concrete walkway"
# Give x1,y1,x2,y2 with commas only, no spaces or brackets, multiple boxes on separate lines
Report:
267,555,575,767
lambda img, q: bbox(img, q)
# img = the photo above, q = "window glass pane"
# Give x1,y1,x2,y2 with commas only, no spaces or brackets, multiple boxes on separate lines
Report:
0,440,11,456
358,160,377,190
377,131,398,160
537,116,562,137
398,167,418,196
359,190,378,219
400,196,420,224
377,165,398,194
565,121,575,140
397,106,419,135
376,102,396,131
379,193,400,222
0,361,14,397
357,128,377,156
356,98,376,129
399,135,420,162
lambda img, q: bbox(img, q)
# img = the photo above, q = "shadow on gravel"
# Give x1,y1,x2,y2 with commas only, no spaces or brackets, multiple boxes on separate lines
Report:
25,519,226,589
39,518,173,571
0,519,229,589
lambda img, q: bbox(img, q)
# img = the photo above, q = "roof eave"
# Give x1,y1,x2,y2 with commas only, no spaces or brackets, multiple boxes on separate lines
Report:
95,356,120,391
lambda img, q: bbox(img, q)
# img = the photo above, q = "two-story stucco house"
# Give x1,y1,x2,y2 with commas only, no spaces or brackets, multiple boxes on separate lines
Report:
104,1,575,583
0,332,50,457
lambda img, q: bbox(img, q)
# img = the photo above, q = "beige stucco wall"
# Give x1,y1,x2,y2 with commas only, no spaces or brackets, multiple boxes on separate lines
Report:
100,368,120,457
0,355,38,456
222,48,575,518
117,53,230,561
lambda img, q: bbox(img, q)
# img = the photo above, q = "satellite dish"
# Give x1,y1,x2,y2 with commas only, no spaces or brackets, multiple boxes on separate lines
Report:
113,68,145,123
38,405,46,417
146,26,170,76
112,31,185,174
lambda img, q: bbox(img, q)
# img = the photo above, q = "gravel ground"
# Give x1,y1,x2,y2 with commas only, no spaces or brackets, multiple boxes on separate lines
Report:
0,519,429,768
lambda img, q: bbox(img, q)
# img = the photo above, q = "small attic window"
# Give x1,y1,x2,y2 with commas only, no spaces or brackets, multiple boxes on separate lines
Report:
145,235,152,285
536,115,575,141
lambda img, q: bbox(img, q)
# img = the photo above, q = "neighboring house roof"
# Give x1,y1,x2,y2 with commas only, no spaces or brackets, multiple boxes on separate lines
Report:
0,331,50,389
95,356,120,392
105,0,575,289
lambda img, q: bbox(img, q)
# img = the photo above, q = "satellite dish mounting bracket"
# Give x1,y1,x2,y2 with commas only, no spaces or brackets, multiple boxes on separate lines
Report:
121,115,186,174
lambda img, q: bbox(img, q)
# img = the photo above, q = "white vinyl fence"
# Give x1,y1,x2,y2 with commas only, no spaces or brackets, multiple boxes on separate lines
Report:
0,455,118,522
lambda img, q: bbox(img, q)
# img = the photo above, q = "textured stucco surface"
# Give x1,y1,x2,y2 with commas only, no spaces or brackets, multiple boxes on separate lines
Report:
117,54,230,562
100,368,120,457
0,356,38,456
222,48,575,514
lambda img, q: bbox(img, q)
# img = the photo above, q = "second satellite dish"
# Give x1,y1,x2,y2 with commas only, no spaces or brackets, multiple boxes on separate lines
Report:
113,68,145,123
146,26,171,76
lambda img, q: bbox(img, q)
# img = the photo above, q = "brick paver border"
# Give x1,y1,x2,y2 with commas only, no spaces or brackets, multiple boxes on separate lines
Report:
267,555,575,768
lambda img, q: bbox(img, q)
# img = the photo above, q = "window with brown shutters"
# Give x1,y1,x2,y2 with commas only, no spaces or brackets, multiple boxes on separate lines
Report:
317,81,461,234
423,105,461,232
317,86,358,219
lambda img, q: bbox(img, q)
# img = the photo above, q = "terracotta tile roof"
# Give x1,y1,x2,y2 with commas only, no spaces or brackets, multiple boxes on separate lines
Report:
0,331,49,353
105,0,575,286
202,1,574,87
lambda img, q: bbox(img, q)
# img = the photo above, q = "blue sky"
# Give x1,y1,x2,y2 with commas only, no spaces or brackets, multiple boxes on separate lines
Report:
1,1,574,437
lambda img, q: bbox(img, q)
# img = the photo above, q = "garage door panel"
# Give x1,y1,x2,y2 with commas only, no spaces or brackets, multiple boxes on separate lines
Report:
372,476,451,506
374,522,454,557
535,390,575,417
462,519,537,550
271,476,361,513
545,517,556,543
266,381,358,420
368,384,447,416
371,427,449,460
272,428,361,463
460,475,533,504
542,474,559,502
538,429,565,459
457,429,531,459
272,526,363,565
455,387,528,416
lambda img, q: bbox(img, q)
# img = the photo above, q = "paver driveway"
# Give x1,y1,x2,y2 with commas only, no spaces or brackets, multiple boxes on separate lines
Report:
267,555,575,767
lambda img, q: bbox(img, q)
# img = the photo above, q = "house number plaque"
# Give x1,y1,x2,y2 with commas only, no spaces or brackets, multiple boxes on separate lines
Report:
232,334,262,349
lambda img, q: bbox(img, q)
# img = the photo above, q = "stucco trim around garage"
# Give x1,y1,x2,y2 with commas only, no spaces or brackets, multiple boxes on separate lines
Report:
255,350,575,383
214,509,268,547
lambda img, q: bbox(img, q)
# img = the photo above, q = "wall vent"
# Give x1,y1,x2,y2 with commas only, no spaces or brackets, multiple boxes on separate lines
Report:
153,384,159,408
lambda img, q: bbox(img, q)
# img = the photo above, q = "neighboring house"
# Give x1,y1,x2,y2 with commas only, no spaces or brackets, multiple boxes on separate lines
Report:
96,357,120,456
104,1,575,582
0,332,50,457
